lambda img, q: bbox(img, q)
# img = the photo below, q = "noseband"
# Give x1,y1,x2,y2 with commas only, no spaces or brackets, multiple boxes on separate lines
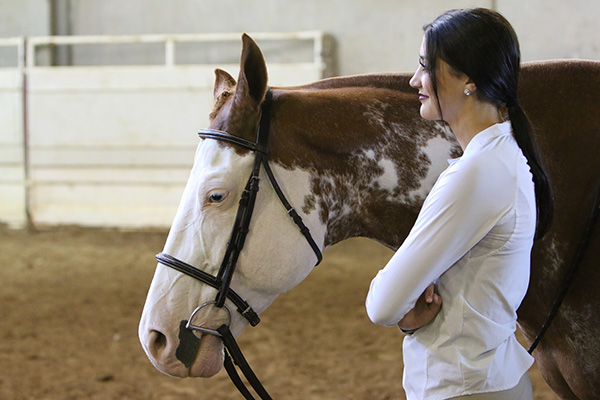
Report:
156,88,322,400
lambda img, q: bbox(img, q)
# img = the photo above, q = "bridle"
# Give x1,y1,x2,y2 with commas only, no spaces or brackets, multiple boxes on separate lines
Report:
156,87,322,400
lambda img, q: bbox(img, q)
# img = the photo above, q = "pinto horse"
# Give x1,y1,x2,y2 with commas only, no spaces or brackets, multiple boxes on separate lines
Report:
139,34,600,399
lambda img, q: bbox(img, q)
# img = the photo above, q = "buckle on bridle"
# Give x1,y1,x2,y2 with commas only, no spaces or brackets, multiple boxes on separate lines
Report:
186,301,233,337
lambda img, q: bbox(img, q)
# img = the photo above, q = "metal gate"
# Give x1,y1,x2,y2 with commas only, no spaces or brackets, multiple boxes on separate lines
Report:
0,32,330,229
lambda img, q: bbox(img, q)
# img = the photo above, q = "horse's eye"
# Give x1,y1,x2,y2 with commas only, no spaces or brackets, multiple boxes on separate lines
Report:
208,191,228,203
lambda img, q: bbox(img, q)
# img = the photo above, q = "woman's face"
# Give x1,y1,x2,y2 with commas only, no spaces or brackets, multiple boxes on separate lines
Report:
409,36,470,124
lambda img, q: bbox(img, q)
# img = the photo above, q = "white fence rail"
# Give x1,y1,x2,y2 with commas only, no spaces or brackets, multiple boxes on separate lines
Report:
26,31,326,69
1,32,330,228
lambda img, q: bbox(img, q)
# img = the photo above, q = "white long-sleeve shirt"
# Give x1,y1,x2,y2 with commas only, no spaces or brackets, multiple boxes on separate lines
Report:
366,122,535,400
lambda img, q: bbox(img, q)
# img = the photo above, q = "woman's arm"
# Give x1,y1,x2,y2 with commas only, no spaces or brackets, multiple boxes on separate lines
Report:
366,154,513,326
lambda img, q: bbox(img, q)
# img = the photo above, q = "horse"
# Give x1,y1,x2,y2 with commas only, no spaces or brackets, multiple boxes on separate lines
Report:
139,34,600,399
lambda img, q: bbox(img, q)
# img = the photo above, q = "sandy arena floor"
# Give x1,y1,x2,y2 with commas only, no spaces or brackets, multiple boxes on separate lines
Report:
0,227,560,400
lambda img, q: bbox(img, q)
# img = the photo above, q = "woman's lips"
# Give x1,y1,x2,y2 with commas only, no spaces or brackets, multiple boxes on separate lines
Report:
418,93,429,101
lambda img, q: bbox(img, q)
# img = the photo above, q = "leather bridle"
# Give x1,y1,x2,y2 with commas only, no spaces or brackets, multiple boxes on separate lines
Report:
156,88,322,399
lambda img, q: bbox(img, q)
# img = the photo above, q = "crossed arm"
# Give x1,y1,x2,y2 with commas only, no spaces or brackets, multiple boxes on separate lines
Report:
396,283,442,332
366,152,513,331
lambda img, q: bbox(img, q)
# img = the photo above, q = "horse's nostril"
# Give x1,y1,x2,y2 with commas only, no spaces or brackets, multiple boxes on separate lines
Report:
149,330,167,356
143,328,192,378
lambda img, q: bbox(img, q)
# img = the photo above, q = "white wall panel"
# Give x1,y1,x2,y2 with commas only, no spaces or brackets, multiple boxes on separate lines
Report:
2,1,598,74
67,0,494,75
0,67,26,228
498,0,600,62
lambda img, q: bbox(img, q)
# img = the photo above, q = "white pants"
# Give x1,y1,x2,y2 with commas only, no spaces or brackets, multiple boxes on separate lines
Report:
449,373,533,400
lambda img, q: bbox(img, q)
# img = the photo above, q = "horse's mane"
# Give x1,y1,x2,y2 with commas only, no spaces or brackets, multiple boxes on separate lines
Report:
275,72,415,94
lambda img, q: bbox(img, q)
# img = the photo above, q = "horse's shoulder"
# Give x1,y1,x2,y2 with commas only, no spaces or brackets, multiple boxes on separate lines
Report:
521,59,600,85
520,59,600,120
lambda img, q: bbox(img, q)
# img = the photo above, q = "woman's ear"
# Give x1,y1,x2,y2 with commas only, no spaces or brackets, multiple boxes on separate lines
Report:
464,77,477,95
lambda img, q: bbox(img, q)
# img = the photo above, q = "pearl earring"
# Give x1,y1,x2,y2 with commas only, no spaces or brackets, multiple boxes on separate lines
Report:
464,88,472,96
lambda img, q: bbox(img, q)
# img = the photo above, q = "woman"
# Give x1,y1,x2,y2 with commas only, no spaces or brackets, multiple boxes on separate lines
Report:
366,8,553,400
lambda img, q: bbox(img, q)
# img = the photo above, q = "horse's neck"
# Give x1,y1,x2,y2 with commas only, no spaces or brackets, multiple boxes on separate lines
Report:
270,79,460,249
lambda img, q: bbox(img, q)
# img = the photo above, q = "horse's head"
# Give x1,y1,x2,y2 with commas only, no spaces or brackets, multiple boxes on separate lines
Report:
138,34,325,378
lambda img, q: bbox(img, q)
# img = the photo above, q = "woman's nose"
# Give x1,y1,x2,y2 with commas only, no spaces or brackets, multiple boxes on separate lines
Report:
409,68,421,89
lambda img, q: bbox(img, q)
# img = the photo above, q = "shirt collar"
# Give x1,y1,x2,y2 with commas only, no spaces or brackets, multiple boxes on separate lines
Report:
448,121,512,165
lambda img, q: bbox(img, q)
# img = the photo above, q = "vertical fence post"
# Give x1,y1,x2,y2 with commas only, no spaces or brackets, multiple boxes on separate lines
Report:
21,37,32,228
165,39,175,67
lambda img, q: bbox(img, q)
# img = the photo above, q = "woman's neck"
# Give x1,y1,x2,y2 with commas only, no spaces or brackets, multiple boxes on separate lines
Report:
448,100,503,150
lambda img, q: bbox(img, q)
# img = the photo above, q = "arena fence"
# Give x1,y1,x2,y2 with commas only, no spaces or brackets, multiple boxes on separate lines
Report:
0,37,26,228
0,32,330,229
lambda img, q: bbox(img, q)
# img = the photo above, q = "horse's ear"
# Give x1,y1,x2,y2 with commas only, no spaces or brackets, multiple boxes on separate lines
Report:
213,68,236,100
234,34,268,109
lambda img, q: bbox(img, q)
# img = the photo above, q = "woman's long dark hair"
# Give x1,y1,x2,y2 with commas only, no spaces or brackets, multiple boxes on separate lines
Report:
424,8,553,239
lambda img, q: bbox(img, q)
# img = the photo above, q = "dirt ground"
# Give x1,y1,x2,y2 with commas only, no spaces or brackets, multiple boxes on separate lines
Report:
0,226,560,400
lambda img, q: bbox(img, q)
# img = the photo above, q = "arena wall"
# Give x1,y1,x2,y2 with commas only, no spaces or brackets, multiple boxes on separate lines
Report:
0,33,329,228
1,1,598,228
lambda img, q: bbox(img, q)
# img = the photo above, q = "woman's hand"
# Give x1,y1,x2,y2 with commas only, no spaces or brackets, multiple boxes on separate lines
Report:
397,284,442,332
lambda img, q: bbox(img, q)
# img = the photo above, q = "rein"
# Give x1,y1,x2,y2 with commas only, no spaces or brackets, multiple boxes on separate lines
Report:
528,179,600,354
156,88,322,400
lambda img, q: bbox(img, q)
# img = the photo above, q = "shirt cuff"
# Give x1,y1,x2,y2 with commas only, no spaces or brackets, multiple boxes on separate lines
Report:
398,326,418,335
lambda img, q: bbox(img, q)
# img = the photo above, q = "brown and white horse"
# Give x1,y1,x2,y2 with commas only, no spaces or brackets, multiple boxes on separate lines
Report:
139,34,600,399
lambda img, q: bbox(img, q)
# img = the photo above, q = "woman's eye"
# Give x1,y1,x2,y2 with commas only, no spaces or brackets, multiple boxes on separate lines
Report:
208,191,228,203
